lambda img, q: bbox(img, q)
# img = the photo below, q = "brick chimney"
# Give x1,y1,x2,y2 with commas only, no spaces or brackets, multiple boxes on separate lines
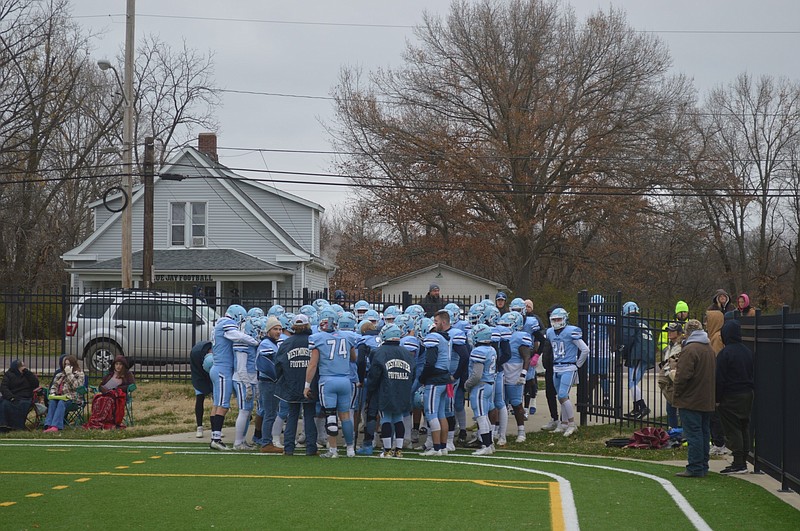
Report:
198,133,218,162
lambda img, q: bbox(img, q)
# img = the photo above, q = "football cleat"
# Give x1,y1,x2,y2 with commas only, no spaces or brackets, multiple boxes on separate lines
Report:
209,440,230,451
473,445,495,456
320,449,339,459
540,420,558,431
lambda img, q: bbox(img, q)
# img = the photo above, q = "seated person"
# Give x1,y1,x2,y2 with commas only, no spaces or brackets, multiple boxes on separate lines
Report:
99,355,135,393
43,355,86,433
84,355,135,430
0,359,40,431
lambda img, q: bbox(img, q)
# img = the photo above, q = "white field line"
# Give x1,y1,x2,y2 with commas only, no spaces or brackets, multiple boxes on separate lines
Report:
399,457,579,531
465,454,711,531
1,441,709,530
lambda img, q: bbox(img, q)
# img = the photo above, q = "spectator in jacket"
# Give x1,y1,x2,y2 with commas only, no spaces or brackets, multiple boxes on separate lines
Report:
716,320,754,474
708,289,735,313
43,355,85,432
658,300,690,353
673,319,716,477
420,284,444,317
704,291,729,455
736,294,757,317
658,322,684,429
0,359,40,431
99,355,135,393
274,314,318,456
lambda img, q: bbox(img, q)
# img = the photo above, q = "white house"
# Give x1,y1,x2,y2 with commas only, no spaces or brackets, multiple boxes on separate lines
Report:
62,134,333,301
370,263,508,304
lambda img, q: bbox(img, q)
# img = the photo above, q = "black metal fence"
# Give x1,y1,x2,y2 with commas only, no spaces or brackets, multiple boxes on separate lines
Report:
575,290,701,430
740,307,800,493
0,287,489,383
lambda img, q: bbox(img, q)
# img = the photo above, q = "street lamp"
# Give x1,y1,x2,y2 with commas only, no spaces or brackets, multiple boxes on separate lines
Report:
97,0,135,288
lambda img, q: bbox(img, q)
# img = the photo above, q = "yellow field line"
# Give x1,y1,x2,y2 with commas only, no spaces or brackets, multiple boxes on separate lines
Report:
0,470,551,486
549,481,565,531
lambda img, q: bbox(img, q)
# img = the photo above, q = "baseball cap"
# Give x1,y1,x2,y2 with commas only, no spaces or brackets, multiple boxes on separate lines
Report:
293,314,309,326
495,291,507,300
666,322,683,333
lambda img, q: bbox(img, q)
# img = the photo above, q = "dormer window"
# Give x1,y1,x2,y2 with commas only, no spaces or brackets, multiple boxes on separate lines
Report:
170,202,207,247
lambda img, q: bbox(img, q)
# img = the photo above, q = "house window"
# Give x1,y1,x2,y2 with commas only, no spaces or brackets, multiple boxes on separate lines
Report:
170,202,207,247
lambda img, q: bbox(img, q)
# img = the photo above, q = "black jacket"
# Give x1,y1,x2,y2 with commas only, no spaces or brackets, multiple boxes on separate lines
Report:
189,341,213,395
1,362,39,401
275,330,316,403
366,342,415,415
420,293,444,317
715,320,754,402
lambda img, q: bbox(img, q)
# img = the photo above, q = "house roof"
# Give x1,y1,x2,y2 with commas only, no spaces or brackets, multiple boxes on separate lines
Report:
68,249,291,273
369,263,508,290
65,147,323,262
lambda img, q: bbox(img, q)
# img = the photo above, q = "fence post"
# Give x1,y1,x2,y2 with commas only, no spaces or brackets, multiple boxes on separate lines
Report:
578,290,588,426
60,284,68,356
302,288,310,306
402,291,412,309
752,308,761,474
780,305,789,492
613,291,624,428
191,294,198,347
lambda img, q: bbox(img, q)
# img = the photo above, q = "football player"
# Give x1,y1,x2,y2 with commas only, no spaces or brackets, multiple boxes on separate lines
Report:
500,311,532,443
546,308,589,436
305,309,357,458
366,324,416,457
464,323,497,455
209,305,259,451
419,313,453,456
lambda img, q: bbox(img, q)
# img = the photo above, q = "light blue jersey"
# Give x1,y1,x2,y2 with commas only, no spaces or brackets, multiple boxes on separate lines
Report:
523,315,542,338
546,325,584,369
212,316,239,371
310,331,354,378
338,330,361,384
469,345,497,384
508,330,532,364
423,331,451,372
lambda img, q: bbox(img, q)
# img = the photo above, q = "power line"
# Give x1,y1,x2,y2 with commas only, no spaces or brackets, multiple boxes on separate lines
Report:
73,13,800,35
2,162,797,199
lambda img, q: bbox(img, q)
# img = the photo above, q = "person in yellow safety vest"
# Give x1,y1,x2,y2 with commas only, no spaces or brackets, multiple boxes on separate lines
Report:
658,301,690,356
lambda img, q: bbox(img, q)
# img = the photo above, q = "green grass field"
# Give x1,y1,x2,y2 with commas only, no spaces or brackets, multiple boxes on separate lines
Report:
1,440,798,530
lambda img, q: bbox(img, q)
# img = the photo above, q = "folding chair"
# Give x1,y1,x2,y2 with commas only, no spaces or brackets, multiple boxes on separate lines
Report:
25,387,48,431
64,386,90,427
124,383,137,426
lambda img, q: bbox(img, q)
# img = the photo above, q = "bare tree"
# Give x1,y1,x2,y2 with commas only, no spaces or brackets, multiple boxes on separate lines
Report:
690,73,800,307
134,34,219,167
330,0,693,295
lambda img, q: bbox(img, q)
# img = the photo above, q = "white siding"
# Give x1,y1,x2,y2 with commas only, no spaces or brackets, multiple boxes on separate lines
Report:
241,181,314,252
82,176,292,263
380,267,495,301
305,264,329,292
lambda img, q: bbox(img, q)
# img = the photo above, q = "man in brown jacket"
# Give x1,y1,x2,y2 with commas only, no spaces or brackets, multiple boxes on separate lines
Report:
672,319,716,477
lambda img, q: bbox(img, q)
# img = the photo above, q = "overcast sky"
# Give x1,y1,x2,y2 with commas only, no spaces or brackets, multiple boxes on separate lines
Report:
73,0,800,213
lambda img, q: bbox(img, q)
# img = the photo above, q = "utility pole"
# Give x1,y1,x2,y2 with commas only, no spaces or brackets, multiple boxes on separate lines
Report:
120,0,136,288
142,136,154,288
